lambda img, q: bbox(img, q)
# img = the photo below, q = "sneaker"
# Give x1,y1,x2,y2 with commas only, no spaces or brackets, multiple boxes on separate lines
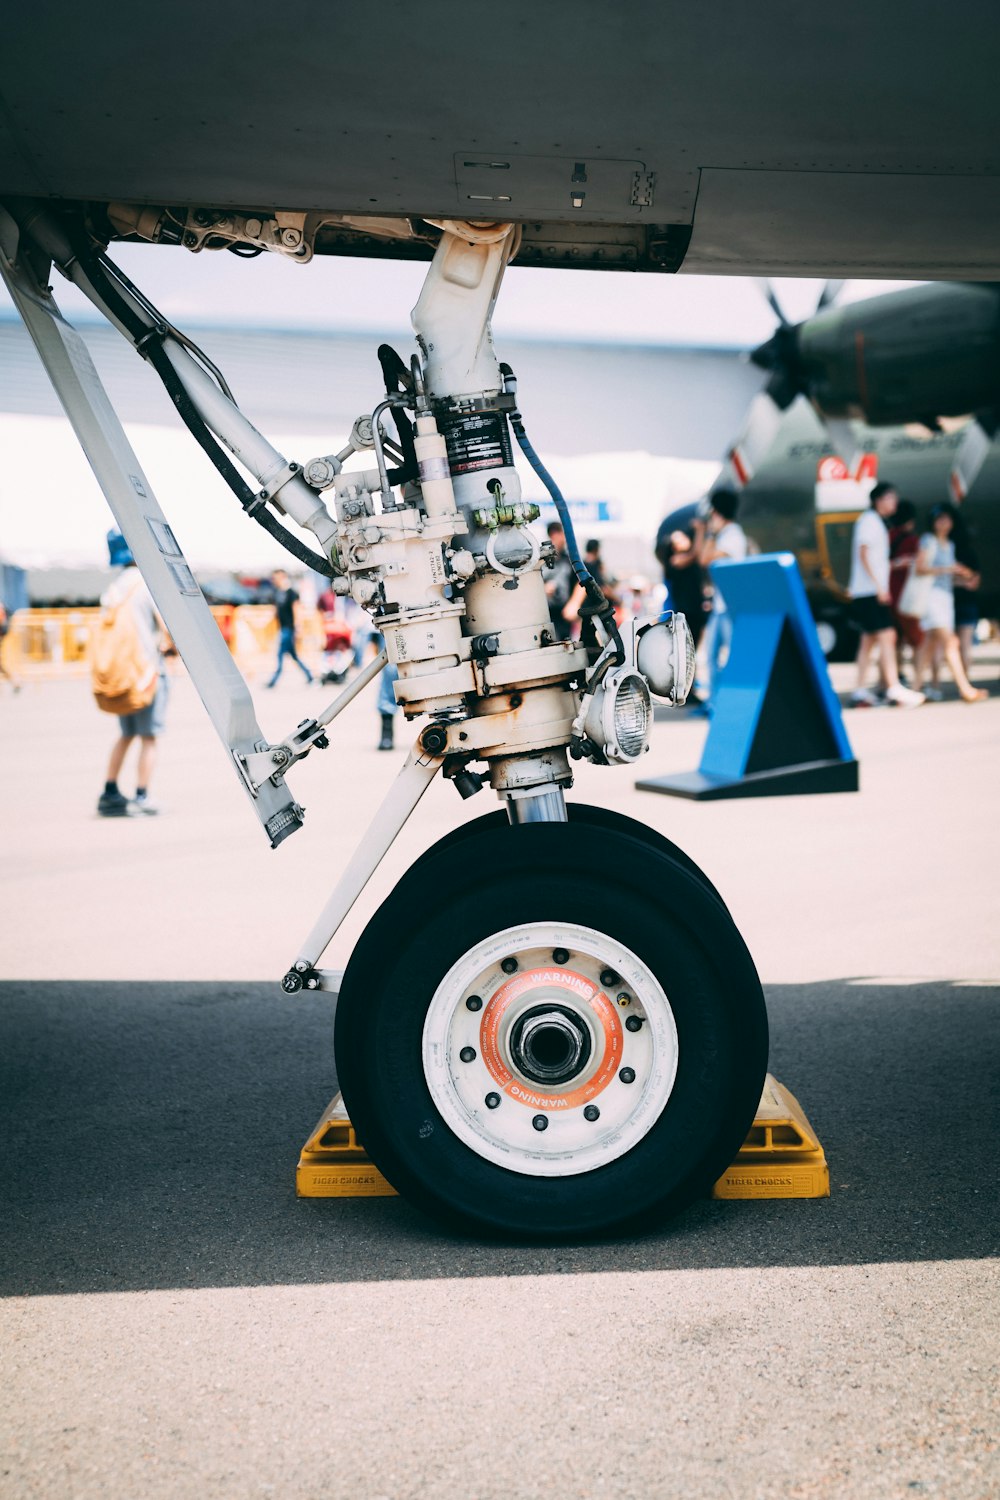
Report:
97,789,132,817
848,688,880,708
922,686,944,702
885,683,926,708
130,796,160,815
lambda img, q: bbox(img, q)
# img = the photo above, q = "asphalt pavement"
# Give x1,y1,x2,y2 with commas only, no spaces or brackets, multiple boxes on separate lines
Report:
1,662,998,1498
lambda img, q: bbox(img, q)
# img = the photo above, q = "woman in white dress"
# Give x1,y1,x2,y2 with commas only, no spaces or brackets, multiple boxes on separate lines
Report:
913,506,987,703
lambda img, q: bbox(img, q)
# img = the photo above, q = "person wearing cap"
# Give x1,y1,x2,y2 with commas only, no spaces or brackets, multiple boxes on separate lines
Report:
97,531,169,816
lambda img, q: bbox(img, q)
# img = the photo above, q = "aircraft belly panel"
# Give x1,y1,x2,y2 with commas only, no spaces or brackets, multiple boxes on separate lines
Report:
685,170,1000,280
4,4,1000,273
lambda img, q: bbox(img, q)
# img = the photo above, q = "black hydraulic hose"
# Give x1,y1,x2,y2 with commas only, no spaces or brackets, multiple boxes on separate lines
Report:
143,340,338,577
500,364,624,663
74,241,337,577
376,343,418,485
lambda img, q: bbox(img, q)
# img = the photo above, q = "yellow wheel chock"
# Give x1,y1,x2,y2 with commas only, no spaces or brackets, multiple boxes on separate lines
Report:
296,1074,829,1202
710,1074,830,1199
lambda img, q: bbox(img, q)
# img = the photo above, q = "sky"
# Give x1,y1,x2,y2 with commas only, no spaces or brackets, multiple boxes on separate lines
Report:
0,240,921,347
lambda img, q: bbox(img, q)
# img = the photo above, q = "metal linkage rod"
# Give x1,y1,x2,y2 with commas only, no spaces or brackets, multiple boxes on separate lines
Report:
292,739,444,971
314,650,388,730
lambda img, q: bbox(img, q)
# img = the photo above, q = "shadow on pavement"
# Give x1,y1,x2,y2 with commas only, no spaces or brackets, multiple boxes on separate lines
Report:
1,977,997,1296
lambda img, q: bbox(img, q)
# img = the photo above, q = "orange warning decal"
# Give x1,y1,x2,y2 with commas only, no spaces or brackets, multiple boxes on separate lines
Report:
478,968,624,1110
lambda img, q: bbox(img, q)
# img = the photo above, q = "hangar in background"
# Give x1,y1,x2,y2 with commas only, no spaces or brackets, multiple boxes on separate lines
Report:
0,317,756,461
0,315,756,578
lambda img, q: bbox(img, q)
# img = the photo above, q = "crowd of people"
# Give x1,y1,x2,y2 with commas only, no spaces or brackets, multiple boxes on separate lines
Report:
654,480,991,714
849,481,987,708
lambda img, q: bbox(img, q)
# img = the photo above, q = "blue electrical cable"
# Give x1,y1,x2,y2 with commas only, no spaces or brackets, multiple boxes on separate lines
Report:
501,365,624,663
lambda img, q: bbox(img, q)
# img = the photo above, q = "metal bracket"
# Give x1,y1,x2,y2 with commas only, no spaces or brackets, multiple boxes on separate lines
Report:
236,651,389,795
630,170,656,208
252,460,304,511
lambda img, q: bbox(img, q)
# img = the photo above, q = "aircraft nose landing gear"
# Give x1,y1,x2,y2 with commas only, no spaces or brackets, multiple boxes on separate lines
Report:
1,203,766,1240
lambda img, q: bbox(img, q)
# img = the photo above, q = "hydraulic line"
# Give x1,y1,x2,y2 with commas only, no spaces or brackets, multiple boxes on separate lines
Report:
72,237,338,577
97,253,238,405
500,364,624,663
376,343,418,485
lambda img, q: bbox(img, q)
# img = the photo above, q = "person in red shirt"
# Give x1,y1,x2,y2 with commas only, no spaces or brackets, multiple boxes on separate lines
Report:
888,500,924,678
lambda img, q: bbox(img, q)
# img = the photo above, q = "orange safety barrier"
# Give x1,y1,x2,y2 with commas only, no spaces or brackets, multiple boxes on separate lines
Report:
2,606,326,679
3,609,98,676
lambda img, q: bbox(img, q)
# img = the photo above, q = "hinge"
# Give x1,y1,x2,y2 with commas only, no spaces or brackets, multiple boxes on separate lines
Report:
630,170,656,208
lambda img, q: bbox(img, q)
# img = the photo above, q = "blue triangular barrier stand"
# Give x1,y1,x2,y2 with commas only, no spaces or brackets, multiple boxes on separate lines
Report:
637,553,859,800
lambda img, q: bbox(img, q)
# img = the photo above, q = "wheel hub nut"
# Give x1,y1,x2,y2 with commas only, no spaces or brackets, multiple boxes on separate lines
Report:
509,1005,592,1086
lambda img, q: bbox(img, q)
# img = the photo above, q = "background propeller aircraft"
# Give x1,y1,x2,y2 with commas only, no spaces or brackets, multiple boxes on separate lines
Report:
702,281,1000,652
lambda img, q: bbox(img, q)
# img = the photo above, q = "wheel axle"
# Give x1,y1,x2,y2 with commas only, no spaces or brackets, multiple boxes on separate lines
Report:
509,1005,592,1086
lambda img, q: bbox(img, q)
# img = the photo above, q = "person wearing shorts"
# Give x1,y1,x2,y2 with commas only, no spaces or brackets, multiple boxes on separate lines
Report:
848,482,924,707
97,532,169,816
913,505,987,704
889,500,924,668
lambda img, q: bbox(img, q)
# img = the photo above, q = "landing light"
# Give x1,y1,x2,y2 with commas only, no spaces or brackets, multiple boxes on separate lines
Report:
636,614,697,706
584,668,652,764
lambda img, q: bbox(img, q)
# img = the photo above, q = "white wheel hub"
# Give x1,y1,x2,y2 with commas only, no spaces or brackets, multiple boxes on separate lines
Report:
421,921,679,1177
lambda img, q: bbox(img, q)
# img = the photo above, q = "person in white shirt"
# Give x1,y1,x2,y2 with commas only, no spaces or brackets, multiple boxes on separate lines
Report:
695,489,748,710
849,482,924,707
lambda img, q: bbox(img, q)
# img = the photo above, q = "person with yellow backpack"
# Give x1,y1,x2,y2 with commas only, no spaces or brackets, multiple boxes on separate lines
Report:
91,531,168,816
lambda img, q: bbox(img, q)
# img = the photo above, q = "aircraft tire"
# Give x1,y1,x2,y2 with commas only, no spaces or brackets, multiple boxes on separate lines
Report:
401,802,730,913
334,820,767,1239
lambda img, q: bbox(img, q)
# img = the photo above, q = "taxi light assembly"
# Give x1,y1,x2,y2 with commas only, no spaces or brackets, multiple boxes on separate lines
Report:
635,613,697,706
583,667,652,764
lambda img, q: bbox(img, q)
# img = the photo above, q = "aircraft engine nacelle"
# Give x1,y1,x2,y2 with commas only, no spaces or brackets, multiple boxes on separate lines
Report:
755,283,1000,427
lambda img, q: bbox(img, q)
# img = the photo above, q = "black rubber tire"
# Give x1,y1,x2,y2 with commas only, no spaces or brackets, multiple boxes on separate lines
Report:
335,821,767,1239
404,802,729,912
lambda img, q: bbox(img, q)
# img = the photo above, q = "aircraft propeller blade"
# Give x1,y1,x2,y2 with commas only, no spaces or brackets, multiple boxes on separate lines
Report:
726,391,784,488
753,277,791,327
815,279,845,313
